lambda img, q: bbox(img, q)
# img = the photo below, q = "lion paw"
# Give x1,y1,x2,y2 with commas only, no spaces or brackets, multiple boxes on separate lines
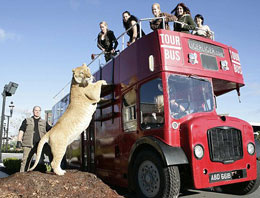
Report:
54,168,66,176
101,80,107,85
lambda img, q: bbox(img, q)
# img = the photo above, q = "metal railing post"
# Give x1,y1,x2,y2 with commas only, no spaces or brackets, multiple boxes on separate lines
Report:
5,115,10,152
122,35,125,50
162,17,165,29
139,21,142,38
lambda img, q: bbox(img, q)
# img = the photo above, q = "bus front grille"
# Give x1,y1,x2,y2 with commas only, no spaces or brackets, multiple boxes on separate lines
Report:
207,127,243,163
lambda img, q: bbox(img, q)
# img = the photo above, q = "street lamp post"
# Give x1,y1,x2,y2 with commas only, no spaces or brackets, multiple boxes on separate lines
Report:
5,102,14,152
0,82,18,163
4,116,10,152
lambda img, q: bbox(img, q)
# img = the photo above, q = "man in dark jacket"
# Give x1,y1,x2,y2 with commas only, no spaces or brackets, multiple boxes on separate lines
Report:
16,106,52,172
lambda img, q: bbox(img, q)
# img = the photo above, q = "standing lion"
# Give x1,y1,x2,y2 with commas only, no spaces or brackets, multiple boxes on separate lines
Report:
29,63,106,175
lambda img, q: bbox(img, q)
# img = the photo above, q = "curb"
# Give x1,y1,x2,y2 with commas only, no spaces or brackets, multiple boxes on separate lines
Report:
0,163,9,178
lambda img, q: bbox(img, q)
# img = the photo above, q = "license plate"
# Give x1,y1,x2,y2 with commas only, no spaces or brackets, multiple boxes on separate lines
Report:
209,169,247,183
209,171,232,183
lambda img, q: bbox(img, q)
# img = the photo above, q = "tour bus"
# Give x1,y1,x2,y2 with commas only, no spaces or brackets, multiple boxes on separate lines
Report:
52,24,260,197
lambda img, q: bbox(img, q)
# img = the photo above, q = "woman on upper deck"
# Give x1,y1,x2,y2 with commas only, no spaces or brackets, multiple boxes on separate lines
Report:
122,11,145,46
150,3,177,30
192,14,213,40
171,3,196,33
97,21,118,62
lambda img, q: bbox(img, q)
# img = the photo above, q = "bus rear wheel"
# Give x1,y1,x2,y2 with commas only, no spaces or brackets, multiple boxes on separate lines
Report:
215,160,260,195
133,150,180,198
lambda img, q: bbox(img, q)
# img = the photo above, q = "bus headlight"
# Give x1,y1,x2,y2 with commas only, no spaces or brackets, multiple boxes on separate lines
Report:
194,144,204,159
247,142,255,155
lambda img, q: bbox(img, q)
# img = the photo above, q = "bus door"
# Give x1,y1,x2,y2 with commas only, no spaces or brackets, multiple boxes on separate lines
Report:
119,87,138,172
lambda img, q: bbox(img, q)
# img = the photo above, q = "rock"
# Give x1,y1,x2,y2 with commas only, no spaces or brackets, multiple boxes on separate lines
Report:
0,170,123,198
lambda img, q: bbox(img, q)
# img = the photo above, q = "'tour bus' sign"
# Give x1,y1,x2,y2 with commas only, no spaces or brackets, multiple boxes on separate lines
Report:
159,33,183,65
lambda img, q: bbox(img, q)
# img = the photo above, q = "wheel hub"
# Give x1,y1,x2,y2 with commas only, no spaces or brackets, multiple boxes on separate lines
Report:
138,160,160,197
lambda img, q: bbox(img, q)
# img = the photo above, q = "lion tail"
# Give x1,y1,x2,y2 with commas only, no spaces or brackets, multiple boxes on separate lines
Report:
28,133,50,171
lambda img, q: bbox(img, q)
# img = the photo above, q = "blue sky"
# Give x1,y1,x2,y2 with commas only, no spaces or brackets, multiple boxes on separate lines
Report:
1,0,260,134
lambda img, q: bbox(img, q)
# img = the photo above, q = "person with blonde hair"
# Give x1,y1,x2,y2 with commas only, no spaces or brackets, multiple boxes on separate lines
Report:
97,21,118,62
150,3,177,30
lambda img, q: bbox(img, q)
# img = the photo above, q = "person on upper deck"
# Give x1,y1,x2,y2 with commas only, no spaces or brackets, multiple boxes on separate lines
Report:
122,11,145,46
171,3,196,33
150,3,177,30
97,21,118,62
192,14,213,40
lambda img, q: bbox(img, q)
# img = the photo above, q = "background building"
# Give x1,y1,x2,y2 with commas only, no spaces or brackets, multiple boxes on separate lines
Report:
45,110,52,125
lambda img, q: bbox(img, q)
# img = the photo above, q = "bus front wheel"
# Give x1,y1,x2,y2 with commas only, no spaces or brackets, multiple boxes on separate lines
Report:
133,150,180,198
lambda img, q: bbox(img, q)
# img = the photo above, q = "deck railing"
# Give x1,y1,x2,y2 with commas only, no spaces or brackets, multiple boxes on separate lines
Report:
53,16,214,101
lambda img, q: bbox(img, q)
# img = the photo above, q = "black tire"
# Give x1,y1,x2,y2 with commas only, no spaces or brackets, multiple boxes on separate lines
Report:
216,160,260,195
133,150,180,198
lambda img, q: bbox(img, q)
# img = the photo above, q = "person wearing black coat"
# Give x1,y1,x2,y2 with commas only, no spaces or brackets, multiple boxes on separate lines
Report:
122,11,145,46
97,21,118,62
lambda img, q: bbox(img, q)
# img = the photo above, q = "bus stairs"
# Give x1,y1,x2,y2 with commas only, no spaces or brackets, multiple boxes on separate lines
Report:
94,84,119,124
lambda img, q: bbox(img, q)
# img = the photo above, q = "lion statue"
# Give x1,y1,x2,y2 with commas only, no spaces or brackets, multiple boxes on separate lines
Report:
29,63,106,175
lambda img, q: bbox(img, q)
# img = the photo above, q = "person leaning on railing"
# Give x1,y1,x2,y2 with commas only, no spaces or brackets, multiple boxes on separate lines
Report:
171,2,196,33
97,21,118,62
192,14,213,40
122,11,145,46
150,3,177,30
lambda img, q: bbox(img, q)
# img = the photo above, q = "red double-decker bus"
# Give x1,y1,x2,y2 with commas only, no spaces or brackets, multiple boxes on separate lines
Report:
52,28,260,197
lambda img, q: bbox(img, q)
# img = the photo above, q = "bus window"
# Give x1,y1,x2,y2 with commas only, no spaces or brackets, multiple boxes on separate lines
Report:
168,75,214,119
122,88,137,132
52,94,70,125
140,78,164,130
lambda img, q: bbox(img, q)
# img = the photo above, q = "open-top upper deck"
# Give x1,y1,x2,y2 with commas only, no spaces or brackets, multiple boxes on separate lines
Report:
157,29,243,95
92,29,243,96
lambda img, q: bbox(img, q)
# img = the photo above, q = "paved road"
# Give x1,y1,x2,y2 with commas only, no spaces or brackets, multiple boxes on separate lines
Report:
2,152,51,162
2,153,23,160
117,187,260,198
179,188,260,198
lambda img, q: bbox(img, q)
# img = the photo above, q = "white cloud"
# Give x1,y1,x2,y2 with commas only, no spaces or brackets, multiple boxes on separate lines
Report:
0,28,20,42
0,28,6,40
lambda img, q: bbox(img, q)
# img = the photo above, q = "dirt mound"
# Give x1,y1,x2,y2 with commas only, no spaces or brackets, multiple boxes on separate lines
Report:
0,170,123,198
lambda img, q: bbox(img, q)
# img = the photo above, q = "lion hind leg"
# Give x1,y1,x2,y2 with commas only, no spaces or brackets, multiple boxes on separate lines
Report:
51,146,67,175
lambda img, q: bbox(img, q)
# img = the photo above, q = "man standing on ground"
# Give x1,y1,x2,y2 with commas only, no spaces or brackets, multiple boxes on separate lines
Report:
16,106,52,172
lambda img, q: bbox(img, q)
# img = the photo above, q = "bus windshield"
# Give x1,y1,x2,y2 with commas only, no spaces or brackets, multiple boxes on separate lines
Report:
167,74,214,119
